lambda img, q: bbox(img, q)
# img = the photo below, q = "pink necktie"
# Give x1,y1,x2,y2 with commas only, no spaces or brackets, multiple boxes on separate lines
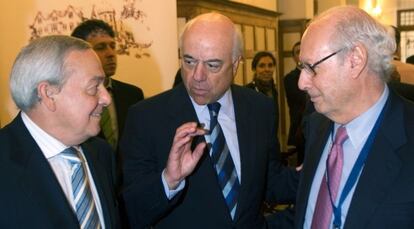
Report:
311,126,348,229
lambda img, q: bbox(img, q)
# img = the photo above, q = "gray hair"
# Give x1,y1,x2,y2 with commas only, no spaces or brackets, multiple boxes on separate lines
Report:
313,6,396,82
178,12,244,62
10,35,91,111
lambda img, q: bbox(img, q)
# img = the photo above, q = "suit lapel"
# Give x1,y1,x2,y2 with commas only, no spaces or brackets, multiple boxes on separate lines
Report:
230,86,257,221
344,93,404,228
81,141,113,227
10,115,77,224
296,114,332,227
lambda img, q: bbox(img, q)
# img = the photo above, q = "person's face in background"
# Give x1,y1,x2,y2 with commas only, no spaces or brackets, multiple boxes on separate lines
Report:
254,56,275,83
293,44,301,64
181,15,239,105
53,49,111,145
86,32,117,78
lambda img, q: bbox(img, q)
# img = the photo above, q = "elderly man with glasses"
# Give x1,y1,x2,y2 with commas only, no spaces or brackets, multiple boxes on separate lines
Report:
294,6,414,229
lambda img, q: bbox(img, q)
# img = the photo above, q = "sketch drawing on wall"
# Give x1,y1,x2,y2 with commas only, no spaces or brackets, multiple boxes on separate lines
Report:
29,0,152,59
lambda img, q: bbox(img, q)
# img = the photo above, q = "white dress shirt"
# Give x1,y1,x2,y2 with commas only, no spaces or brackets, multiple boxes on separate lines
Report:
162,89,241,198
21,112,106,228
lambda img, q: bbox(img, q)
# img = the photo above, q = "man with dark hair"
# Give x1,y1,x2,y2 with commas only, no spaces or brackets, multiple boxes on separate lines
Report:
72,19,144,191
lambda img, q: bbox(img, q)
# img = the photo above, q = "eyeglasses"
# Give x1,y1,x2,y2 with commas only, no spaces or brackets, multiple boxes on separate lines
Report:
298,49,344,77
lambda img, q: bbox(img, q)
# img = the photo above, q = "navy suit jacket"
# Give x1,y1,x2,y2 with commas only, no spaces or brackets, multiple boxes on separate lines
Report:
121,84,298,229
0,114,120,229
108,79,144,140
295,90,414,229
100,79,144,192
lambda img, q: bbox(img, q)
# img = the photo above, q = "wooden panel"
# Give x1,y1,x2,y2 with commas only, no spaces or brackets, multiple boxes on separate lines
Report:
255,26,265,50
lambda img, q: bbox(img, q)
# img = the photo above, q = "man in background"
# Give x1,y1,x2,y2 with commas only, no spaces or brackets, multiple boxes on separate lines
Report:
284,41,307,165
72,19,144,190
121,12,298,228
295,6,414,229
0,35,119,228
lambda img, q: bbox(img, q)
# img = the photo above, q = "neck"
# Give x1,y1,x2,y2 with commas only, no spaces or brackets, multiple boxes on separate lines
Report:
329,79,385,125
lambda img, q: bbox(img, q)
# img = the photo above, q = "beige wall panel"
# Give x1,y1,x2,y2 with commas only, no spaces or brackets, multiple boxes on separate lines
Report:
0,0,178,126
255,26,266,51
266,28,276,51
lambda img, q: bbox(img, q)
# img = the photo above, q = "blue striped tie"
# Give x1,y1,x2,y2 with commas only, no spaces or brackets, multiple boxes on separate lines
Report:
61,148,101,229
207,102,240,220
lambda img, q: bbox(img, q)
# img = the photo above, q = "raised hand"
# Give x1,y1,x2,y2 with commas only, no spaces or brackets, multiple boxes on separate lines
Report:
164,122,207,189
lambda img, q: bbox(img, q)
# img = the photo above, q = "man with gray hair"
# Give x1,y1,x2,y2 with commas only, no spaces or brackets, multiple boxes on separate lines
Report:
295,6,414,229
121,12,298,228
0,35,120,228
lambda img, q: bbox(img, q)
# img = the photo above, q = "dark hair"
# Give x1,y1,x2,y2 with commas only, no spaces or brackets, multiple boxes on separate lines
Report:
391,25,400,46
406,55,414,65
71,19,115,40
251,51,276,70
292,41,301,56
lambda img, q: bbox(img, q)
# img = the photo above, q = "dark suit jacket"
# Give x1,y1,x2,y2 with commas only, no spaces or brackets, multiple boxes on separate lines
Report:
295,91,414,229
101,79,144,192
121,84,298,229
0,114,120,229
102,79,144,143
388,81,414,102
283,68,306,146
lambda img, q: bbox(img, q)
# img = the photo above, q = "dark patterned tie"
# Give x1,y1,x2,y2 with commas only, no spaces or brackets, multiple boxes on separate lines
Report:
311,126,348,229
207,102,240,220
61,147,101,229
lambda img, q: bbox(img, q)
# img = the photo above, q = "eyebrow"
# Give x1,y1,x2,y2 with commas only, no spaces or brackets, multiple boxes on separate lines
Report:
182,54,222,63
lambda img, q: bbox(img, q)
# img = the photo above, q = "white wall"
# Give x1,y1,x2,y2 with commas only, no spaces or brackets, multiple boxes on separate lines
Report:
0,0,178,126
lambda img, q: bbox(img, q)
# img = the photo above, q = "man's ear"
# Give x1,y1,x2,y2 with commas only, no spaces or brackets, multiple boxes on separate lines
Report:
232,56,242,76
349,44,367,79
37,82,59,111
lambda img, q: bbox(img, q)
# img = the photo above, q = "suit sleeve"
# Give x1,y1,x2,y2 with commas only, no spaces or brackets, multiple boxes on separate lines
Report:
119,105,178,228
265,98,299,204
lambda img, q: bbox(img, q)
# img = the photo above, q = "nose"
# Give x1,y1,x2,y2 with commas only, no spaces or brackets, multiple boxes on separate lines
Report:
193,62,207,82
298,70,311,91
265,65,274,72
105,46,116,58
99,86,112,107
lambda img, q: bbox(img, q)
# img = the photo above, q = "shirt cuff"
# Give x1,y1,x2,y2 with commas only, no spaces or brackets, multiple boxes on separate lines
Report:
161,170,185,200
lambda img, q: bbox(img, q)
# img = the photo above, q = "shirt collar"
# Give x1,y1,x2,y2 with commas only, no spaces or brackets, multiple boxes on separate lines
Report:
21,112,69,159
336,85,389,149
190,88,234,120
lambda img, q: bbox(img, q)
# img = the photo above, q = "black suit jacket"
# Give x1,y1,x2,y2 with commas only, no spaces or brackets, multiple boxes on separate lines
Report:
102,79,144,142
121,84,298,229
388,81,414,102
295,91,414,229
0,114,120,229
283,68,306,146
101,79,144,192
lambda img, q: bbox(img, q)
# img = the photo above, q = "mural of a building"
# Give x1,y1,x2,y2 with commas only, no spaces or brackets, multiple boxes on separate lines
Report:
29,0,152,59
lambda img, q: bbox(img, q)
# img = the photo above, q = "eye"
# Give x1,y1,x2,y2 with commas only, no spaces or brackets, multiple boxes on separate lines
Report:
205,61,222,72
183,58,198,67
93,44,106,51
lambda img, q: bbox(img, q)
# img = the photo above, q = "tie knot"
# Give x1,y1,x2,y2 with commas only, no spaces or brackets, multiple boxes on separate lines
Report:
61,147,81,163
207,102,221,118
334,126,348,146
